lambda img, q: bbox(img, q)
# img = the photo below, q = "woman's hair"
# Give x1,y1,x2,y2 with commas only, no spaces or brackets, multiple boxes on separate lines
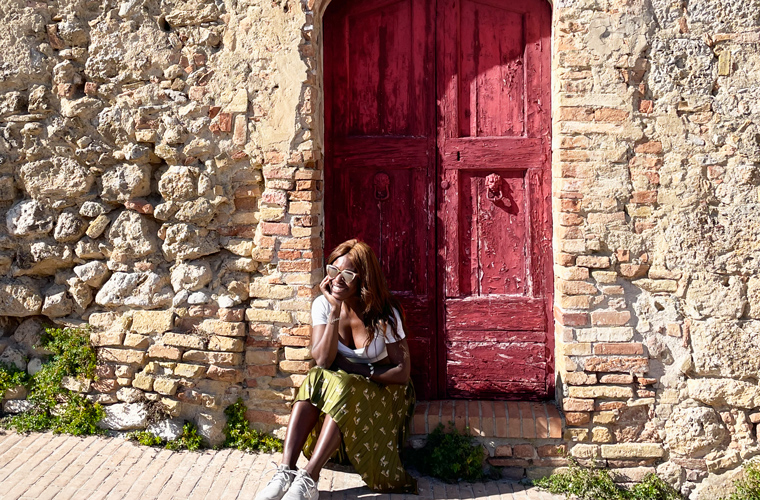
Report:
327,239,407,344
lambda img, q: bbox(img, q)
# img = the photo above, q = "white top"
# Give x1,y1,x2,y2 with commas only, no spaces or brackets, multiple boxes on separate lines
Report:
311,295,405,364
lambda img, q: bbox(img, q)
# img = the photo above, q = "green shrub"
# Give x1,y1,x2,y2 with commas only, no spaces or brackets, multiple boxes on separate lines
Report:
722,461,760,500
223,398,283,453
127,430,166,447
165,422,204,451
0,362,30,396
407,423,486,483
533,458,682,500
1,326,104,436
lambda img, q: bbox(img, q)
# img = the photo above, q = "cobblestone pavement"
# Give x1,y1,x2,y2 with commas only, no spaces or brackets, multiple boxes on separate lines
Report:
0,431,566,500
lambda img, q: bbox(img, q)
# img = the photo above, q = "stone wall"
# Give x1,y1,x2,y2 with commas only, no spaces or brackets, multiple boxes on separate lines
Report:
552,0,760,496
0,0,759,497
0,0,320,444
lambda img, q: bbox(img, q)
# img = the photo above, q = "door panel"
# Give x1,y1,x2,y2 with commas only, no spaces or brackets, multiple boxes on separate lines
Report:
438,0,553,399
459,0,526,137
324,0,437,400
325,0,552,400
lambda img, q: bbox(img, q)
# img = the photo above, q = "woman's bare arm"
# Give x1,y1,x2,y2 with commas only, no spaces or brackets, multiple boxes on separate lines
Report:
333,339,411,385
310,277,342,368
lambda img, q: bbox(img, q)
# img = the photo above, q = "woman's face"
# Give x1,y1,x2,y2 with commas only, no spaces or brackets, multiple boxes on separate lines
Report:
329,254,360,301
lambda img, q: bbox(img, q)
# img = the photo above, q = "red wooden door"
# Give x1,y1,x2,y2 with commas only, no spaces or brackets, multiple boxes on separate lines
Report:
324,0,438,399
325,0,552,400
437,0,554,399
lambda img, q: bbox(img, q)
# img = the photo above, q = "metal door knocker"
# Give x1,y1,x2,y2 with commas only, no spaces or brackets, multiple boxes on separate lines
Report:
485,173,512,208
374,172,390,201
486,173,503,201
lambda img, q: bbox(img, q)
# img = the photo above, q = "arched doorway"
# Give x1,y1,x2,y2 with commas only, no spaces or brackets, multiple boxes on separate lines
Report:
323,0,553,400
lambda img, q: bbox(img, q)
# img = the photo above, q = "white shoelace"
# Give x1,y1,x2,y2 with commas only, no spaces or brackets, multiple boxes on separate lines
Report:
291,470,318,497
265,462,296,486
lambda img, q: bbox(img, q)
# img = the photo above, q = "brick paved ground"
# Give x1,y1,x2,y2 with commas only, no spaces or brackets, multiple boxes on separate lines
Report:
0,431,566,500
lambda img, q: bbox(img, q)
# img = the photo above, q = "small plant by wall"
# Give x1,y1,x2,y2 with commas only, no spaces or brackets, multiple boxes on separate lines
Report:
126,399,283,453
222,398,283,453
722,461,760,500
533,458,682,500
407,423,487,483
1,326,104,436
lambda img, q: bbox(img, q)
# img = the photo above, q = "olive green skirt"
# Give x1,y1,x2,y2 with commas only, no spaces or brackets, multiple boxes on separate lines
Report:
294,366,417,493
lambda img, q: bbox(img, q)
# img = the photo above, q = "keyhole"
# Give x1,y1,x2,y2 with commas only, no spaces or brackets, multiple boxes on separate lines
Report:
456,151,461,161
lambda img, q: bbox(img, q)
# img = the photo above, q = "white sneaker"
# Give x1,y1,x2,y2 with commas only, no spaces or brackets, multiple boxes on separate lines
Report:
255,464,296,500
281,470,319,500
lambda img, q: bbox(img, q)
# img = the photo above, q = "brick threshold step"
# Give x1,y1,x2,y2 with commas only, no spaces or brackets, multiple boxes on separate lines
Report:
411,400,563,440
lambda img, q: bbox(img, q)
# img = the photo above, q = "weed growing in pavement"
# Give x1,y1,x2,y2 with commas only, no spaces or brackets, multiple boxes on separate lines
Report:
1,326,105,436
222,398,283,453
533,457,682,500
721,460,760,500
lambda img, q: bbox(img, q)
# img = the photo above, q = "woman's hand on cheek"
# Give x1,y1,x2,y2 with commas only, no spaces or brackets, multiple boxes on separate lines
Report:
320,275,343,308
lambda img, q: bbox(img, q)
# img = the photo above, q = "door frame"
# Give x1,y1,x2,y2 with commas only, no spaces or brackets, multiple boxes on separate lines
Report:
316,0,555,400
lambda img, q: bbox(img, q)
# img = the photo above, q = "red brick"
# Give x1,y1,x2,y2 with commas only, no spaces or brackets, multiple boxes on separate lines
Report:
632,191,657,204
566,411,590,425
639,100,654,113
554,307,589,327
494,445,512,457
564,398,594,412
635,141,663,154
280,325,311,337
218,113,232,132
427,401,442,431
594,343,644,355
278,250,302,260
280,335,311,347
278,260,316,272
595,108,629,122
600,374,634,384
412,402,428,434
538,444,567,457
513,444,535,459
559,107,594,121
596,401,628,411
556,253,577,266
260,222,290,236
591,310,631,326
584,356,649,373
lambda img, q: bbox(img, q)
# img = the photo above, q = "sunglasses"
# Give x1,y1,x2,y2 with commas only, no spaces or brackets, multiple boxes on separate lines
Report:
326,264,358,284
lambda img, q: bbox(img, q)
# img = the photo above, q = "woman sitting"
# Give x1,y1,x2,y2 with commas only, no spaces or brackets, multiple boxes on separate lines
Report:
255,239,416,500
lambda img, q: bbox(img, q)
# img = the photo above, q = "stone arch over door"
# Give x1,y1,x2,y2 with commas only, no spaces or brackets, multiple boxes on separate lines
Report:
317,0,553,401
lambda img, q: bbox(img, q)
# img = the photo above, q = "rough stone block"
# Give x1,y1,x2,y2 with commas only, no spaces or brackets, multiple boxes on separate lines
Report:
100,348,146,365
147,344,183,361
153,377,180,396
198,319,246,337
568,386,635,399
600,444,665,459
207,335,244,352
182,350,242,366
162,332,205,349
245,308,292,323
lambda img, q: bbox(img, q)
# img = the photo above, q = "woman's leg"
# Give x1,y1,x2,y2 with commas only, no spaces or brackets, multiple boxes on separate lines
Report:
281,400,321,469
302,414,342,481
